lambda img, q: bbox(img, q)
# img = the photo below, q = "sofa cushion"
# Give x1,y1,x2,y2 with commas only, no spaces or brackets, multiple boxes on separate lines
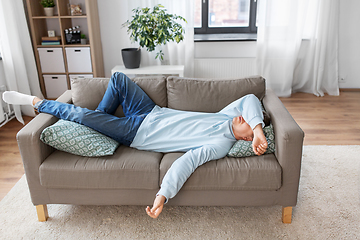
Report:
227,124,276,157
40,119,119,157
133,77,167,107
71,76,167,117
39,146,163,190
166,76,266,112
160,152,281,191
71,77,110,110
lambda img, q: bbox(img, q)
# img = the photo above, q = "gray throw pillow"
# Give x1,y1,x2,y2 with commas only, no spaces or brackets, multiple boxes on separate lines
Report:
40,119,119,157
227,124,275,157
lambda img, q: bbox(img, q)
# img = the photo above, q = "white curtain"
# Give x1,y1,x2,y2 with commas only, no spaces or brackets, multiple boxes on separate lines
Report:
0,0,42,124
256,0,340,97
126,0,194,77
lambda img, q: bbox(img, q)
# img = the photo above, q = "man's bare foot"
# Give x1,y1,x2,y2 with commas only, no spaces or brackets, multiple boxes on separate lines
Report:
146,194,166,219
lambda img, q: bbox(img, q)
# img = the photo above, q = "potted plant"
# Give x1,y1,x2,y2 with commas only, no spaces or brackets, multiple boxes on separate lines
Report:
80,34,87,45
40,0,55,17
122,4,187,68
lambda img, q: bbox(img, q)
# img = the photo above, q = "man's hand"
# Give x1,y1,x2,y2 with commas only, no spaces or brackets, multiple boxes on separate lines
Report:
252,124,268,155
146,194,166,219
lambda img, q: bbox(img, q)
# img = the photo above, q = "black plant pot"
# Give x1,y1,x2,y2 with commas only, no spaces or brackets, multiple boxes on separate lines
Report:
121,48,141,69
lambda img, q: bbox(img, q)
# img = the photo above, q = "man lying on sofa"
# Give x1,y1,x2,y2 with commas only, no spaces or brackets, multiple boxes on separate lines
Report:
3,72,269,219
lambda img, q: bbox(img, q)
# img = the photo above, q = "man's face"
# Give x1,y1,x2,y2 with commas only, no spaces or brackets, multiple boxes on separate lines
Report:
232,116,254,141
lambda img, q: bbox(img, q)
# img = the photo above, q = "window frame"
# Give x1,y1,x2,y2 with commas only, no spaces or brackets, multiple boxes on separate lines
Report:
195,0,258,34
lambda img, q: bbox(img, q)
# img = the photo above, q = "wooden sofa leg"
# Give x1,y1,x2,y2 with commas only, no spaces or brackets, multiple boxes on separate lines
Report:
282,206,292,223
36,204,49,222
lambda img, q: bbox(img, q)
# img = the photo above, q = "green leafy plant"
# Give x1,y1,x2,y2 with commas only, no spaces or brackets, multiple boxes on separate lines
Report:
122,4,187,60
40,0,55,8
81,34,86,39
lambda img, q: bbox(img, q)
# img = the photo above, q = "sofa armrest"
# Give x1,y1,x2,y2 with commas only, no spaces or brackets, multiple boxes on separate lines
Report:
262,89,304,206
16,90,72,204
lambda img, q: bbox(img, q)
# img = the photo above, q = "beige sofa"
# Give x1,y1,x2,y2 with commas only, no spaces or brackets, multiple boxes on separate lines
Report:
17,75,304,223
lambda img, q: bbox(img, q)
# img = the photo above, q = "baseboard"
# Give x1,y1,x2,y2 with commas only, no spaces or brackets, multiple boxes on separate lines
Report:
340,88,360,92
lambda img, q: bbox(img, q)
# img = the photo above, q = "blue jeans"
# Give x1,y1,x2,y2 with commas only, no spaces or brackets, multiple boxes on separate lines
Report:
37,72,156,146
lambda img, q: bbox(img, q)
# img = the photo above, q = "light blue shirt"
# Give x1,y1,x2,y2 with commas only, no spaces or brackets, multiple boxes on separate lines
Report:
130,94,264,201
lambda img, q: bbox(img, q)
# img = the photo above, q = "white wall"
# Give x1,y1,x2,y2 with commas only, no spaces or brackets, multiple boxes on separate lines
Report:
97,1,360,88
195,41,257,58
97,0,130,78
194,41,257,78
338,0,360,88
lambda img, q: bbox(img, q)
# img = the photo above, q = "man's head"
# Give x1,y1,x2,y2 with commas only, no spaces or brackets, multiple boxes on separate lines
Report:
232,116,254,141
232,110,271,141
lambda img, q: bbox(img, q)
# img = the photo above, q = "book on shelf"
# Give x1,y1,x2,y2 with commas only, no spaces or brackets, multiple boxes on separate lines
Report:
41,41,60,45
41,36,61,45
41,36,61,41
42,40,60,43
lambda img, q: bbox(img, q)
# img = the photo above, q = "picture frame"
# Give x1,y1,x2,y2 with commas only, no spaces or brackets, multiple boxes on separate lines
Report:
70,4,82,16
48,30,55,37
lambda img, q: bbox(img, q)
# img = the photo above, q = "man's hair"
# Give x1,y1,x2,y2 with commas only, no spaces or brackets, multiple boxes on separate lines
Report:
263,110,271,127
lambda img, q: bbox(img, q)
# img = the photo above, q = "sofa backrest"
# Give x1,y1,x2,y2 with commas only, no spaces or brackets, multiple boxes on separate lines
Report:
71,76,167,117
71,77,110,110
167,76,266,112
70,75,265,116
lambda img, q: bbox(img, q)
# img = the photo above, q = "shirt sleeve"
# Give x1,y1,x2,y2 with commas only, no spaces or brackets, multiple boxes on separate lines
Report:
219,94,264,129
157,145,228,202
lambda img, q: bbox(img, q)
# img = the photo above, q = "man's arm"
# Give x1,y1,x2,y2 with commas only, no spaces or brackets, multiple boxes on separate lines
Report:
146,145,228,218
252,124,268,155
220,94,264,130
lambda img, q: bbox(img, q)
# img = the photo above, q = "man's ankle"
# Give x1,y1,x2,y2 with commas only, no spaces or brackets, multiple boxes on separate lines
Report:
32,97,42,106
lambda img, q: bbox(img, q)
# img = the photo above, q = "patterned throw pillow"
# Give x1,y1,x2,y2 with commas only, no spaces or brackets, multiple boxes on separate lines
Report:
227,124,275,157
40,119,119,157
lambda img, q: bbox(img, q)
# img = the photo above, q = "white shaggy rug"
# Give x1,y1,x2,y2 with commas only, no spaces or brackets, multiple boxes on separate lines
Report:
1,146,359,240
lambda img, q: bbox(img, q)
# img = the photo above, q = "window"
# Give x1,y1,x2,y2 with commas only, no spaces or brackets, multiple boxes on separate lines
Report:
195,0,258,34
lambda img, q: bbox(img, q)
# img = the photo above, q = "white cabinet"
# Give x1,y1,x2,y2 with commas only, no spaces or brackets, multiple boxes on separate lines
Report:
111,65,185,77
38,48,65,73
65,47,92,73
69,74,94,79
37,47,93,99
43,75,68,99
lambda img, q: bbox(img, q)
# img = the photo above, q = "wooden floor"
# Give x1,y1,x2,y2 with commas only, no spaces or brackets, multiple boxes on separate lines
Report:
1,91,360,200
0,116,32,200
279,91,360,145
